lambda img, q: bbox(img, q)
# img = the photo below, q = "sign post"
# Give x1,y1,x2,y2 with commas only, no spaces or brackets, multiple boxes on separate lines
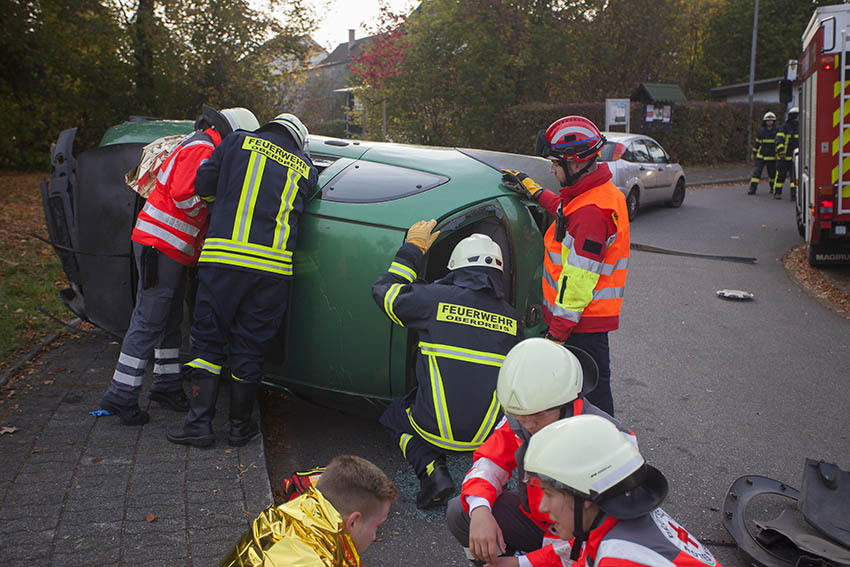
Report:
605,98,631,132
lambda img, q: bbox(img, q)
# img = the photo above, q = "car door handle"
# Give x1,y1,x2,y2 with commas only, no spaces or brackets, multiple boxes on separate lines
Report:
657,167,664,171
639,166,646,171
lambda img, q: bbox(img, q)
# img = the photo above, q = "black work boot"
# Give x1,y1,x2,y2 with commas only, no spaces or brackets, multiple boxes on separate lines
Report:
166,370,219,447
416,456,454,509
747,184,757,195
228,380,260,447
100,398,150,426
149,388,189,412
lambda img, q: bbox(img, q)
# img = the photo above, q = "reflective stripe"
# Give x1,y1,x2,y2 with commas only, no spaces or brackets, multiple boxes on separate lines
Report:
407,408,488,451
419,342,506,367
174,194,202,210
201,194,216,203
543,298,583,322
185,207,201,218
118,353,147,369
113,369,143,387
233,152,265,242
135,220,195,256
546,249,562,266
470,392,501,444
543,268,558,290
142,201,200,237
593,286,624,300
232,373,246,382
182,139,214,150
428,354,453,440
153,363,180,375
596,539,677,567
600,257,629,276
155,348,179,359
399,433,413,458
541,537,574,567
203,238,292,262
382,283,405,326
187,358,221,375
197,251,292,276
157,152,178,185
273,168,301,250
388,261,417,283
462,456,511,488
565,246,606,274
589,454,645,494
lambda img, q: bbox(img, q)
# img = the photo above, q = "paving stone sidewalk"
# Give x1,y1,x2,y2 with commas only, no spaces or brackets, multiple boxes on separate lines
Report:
0,330,272,567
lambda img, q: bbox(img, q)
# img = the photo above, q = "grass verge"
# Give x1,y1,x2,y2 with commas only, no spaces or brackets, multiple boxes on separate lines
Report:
0,171,68,371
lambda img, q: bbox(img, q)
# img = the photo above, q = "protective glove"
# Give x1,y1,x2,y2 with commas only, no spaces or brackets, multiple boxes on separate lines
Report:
501,169,544,200
406,219,440,254
544,331,565,345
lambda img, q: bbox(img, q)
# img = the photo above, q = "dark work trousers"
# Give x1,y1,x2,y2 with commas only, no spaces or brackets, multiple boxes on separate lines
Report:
102,242,187,407
749,159,776,193
380,394,446,477
190,266,289,383
446,492,545,555
772,160,797,197
566,332,613,416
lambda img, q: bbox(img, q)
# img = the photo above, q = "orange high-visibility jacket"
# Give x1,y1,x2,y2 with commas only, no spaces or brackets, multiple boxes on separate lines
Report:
542,178,630,339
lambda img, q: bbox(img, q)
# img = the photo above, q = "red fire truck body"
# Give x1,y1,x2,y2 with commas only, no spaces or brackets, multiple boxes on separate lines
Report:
797,4,850,266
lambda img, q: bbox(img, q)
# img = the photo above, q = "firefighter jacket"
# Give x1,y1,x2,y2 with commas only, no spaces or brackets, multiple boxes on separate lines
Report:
574,509,720,567
753,125,778,160
371,242,521,452
194,125,318,279
536,163,630,341
131,128,221,266
776,120,799,161
221,487,360,567
460,398,635,567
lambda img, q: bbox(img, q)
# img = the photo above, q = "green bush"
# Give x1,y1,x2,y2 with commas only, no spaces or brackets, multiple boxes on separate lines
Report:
491,101,787,166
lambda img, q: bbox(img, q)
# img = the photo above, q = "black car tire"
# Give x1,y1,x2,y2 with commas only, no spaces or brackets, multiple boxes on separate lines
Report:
668,178,685,208
626,188,639,221
795,201,805,237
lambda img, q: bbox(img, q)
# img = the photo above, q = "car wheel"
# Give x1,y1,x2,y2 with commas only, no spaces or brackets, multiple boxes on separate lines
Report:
668,178,685,208
626,188,639,221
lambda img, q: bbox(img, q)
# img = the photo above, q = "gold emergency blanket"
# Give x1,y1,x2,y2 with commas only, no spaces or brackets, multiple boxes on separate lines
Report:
221,488,360,567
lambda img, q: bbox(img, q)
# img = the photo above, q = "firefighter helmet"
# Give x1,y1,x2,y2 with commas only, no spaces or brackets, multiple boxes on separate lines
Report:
524,415,668,519
536,116,606,162
269,113,309,152
788,107,799,117
763,111,777,122
447,234,503,271
496,338,598,415
220,108,260,133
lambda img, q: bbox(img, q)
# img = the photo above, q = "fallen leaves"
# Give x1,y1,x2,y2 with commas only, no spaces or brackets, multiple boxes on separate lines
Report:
0,426,19,436
146,512,157,522
783,245,850,318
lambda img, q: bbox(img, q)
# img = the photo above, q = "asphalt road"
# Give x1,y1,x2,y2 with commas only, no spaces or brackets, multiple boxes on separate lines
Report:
266,184,850,567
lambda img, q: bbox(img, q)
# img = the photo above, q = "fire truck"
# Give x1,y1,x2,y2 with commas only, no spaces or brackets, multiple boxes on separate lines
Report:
797,4,850,266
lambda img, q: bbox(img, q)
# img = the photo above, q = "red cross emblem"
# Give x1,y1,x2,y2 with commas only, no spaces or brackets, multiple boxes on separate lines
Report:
669,521,698,547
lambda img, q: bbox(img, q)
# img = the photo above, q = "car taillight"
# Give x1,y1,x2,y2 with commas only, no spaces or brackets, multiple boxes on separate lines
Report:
611,142,627,161
819,199,834,219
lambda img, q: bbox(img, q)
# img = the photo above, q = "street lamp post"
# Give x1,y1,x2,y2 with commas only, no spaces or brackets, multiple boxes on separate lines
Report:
747,0,760,162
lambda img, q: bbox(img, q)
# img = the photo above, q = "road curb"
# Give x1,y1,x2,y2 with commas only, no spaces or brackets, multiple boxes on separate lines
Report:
0,317,81,388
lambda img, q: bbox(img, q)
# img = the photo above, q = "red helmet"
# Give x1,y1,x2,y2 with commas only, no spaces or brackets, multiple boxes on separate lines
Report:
536,116,606,162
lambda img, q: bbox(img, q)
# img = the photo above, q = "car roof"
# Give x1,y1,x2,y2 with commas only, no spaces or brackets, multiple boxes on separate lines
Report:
601,131,655,144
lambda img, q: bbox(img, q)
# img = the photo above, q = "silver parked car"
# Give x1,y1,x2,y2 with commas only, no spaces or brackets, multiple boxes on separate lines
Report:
599,132,686,220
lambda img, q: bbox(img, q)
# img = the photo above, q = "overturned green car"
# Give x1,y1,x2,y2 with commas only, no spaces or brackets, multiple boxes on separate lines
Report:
41,118,558,415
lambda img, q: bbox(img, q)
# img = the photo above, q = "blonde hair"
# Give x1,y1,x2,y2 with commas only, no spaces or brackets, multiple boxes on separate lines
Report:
316,455,397,518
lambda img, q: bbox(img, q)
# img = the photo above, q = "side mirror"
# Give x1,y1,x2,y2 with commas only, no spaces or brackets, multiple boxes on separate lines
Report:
668,156,679,164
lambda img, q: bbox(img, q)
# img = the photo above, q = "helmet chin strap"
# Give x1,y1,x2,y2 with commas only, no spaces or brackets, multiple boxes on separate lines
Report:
570,499,606,561
561,157,597,187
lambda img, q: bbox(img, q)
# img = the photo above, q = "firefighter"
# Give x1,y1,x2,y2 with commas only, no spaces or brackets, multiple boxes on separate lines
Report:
748,111,778,195
99,106,260,426
166,112,317,447
372,223,521,509
446,338,635,567
501,115,630,416
525,415,721,567
773,107,799,200
222,455,397,567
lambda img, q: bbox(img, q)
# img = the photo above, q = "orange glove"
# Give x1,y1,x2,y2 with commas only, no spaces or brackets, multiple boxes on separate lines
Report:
406,219,440,253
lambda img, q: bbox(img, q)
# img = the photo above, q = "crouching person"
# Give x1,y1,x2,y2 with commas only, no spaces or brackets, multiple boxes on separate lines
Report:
446,338,634,567
221,455,397,567
525,415,721,567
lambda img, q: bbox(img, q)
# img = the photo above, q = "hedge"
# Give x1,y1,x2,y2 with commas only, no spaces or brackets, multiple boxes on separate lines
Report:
490,100,788,166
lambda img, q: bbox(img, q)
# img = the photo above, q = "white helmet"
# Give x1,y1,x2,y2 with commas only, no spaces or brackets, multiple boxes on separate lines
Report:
763,111,776,122
497,339,598,415
269,113,309,152
220,107,260,133
788,107,799,116
525,415,667,519
447,234,503,271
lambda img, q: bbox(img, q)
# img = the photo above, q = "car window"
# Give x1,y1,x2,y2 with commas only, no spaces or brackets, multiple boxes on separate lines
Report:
319,160,449,203
644,139,667,164
629,140,651,163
